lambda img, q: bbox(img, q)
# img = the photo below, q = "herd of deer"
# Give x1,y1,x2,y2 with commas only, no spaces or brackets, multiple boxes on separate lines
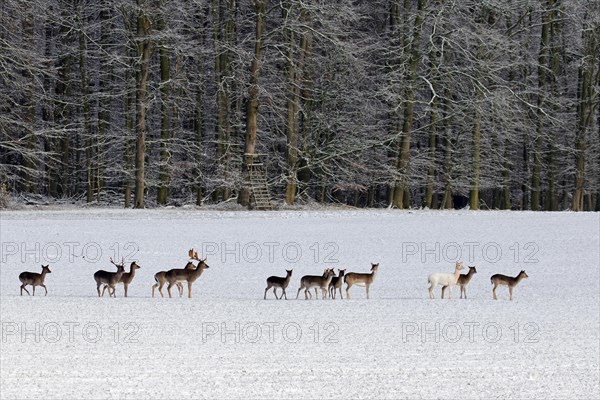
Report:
17,251,528,301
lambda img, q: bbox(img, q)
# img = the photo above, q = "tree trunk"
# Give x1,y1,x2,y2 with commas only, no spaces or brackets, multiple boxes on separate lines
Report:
77,8,93,203
240,0,266,207
572,17,598,211
157,5,171,205
469,109,481,210
134,3,151,209
424,94,437,208
211,0,232,202
531,1,552,211
283,3,299,205
392,0,425,208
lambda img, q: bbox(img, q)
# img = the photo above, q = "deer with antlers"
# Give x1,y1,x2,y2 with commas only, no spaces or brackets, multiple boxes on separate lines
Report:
94,257,126,297
164,249,210,299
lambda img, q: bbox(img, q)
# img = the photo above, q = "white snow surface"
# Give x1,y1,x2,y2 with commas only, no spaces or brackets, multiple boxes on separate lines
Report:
0,209,598,399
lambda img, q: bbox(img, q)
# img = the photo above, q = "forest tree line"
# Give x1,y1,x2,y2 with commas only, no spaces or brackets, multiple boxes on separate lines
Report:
1,0,599,210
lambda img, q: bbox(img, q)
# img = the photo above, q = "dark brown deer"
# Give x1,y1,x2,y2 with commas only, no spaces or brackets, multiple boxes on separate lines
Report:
491,270,529,301
94,257,125,297
328,269,346,299
165,249,210,298
264,269,293,300
19,265,52,296
444,265,477,299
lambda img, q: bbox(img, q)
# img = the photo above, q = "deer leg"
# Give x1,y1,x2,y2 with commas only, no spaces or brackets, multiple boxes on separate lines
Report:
314,288,319,300
428,283,434,299
448,286,452,299
264,284,271,300
152,284,157,298
305,288,310,300
32,285,36,296
509,287,513,301
21,284,30,296
178,283,184,297
441,285,446,299
124,284,128,298
273,287,279,299
159,283,165,298
346,283,352,300
101,285,108,297
42,284,47,296
282,288,287,300
187,282,193,298
339,287,343,300
492,284,498,300
97,283,102,297
167,282,174,298
366,284,370,300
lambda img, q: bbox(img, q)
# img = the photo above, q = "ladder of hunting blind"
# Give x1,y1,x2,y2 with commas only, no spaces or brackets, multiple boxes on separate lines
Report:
245,154,273,210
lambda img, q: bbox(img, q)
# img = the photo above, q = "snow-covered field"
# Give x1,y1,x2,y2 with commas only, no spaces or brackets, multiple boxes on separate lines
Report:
0,209,598,399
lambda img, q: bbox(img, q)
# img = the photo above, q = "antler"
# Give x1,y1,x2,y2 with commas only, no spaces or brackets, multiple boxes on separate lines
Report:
109,257,125,267
189,248,200,261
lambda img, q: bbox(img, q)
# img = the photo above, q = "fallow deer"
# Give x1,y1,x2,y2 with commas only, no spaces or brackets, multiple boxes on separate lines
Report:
264,269,293,300
165,249,210,298
296,268,336,300
152,262,194,298
450,265,477,299
94,257,125,298
427,261,463,299
328,269,346,299
491,270,528,301
19,264,52,296
345,263,379,299
104,261,141,297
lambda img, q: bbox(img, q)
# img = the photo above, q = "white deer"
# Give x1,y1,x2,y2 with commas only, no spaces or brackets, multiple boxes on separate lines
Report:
427,261,464,299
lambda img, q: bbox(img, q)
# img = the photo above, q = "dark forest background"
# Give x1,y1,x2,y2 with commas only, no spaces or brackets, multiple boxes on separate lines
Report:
1,0,599,210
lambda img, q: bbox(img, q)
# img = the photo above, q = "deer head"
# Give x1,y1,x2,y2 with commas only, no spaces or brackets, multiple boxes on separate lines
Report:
130,261,141,270
42,265,52,274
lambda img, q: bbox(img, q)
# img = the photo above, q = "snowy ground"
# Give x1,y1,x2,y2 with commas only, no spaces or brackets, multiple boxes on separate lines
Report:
0,208,598,399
